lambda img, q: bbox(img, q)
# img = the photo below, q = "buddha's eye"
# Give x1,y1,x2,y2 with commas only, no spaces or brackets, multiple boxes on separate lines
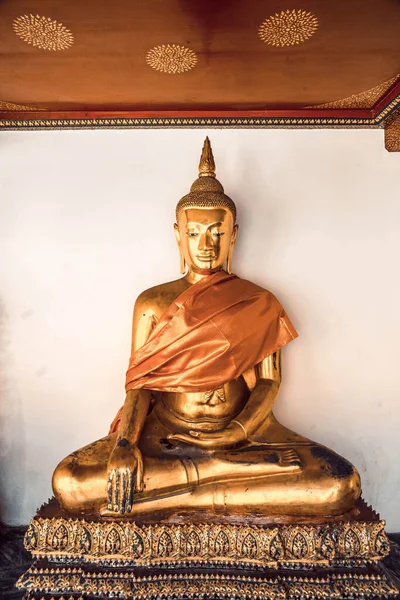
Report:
186,232,199,237
212,232,225,238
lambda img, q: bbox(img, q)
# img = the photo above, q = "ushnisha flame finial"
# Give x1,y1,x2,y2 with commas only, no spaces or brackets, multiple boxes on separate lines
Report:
175,137,237,222
198,137,216,178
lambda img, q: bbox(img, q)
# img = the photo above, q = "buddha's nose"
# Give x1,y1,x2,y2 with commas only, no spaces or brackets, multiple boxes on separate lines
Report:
199,231,213,250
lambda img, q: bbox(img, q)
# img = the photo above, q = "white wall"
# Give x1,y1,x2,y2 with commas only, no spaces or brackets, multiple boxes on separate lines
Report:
0,129,399,529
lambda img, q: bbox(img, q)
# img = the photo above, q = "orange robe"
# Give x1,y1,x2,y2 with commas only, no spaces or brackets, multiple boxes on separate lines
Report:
109,271,297,433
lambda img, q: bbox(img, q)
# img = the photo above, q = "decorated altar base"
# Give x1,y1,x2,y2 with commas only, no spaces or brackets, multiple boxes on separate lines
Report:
17,498,398,600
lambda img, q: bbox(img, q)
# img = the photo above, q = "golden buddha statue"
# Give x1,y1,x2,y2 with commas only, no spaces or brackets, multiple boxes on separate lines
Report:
52,138,361,519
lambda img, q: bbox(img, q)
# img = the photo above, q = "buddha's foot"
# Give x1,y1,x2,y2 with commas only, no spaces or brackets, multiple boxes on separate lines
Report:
217,446,303,474
277,448,302,469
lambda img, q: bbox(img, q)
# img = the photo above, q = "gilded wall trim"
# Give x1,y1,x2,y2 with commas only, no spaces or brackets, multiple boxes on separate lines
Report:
0,101,46,111
0,116,382,129
306,75,400,110
0,93,398,130
385,114,400,152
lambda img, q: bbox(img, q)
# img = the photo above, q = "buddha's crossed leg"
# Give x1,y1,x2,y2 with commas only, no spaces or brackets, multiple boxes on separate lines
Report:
53,432,359,517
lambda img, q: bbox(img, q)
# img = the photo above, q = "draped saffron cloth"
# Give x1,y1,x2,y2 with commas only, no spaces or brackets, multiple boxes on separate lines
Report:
109,271,298,433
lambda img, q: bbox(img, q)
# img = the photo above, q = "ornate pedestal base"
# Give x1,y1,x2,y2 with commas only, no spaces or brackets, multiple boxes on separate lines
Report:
17,499,398,600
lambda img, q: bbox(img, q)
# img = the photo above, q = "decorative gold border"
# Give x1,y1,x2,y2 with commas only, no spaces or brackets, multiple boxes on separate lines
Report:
24,515,390,567
17,566,399,599
0,116,377,129
0,93,398,130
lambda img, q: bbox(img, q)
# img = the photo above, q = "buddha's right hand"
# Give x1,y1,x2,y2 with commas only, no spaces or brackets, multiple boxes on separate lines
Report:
106,441,144,514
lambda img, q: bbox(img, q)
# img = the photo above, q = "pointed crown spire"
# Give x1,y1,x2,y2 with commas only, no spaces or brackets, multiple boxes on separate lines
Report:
198,136,216,178
176,137,237,222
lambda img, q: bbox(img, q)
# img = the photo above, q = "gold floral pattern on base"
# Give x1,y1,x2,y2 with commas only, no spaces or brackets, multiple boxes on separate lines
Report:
258,9,319,47
17,566,399,599
13,14,74,51
146,44,198,74
23,515,390,567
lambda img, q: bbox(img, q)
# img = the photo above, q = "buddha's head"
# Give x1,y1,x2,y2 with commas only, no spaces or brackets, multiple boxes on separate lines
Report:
174,137,238,275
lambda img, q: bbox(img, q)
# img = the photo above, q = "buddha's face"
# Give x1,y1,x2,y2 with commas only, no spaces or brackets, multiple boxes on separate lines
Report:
175,207,238,273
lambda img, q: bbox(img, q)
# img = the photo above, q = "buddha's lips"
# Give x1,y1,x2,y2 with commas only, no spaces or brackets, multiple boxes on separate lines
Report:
197,253,215,261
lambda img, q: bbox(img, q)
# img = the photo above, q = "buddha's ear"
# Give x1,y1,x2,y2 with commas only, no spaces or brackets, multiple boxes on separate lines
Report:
174,223,186,274
232,223,239,242
227,224,239,275
174,222,181,243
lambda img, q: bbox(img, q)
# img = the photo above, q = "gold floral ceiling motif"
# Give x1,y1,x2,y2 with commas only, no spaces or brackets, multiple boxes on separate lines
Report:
258,9,319,47
13,14,74,51
306,74,400,109
146,44,198,74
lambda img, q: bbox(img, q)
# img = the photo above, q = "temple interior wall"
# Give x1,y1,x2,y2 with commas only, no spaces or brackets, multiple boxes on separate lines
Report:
0,129,399,529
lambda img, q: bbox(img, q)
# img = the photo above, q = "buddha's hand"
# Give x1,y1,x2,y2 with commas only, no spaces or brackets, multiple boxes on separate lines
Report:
167,420,247,450
107,440,143,514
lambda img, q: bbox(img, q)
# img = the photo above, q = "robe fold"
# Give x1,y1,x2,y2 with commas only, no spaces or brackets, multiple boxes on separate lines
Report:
109,270,298,434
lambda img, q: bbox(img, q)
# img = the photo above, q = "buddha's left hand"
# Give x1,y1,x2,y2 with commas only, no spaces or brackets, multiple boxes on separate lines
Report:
167,421,246,450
